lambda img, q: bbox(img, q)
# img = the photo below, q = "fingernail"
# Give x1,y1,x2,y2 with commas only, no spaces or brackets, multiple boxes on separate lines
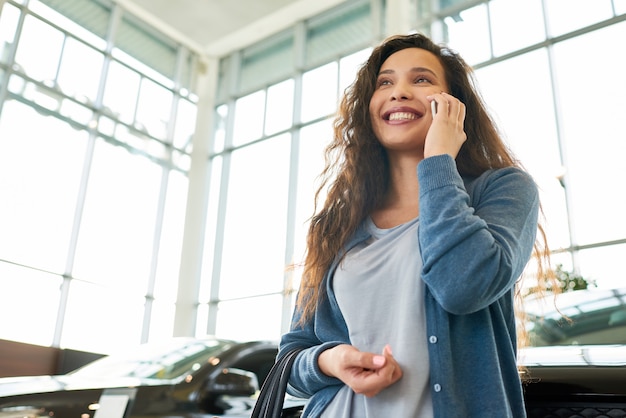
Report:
373,355,385,366
385,344,393,355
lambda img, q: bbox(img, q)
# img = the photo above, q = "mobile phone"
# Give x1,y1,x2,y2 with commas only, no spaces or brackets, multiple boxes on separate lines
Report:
431,100,438,116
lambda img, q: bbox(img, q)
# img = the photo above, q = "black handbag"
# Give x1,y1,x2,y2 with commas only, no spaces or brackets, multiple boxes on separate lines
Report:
251,347,303,418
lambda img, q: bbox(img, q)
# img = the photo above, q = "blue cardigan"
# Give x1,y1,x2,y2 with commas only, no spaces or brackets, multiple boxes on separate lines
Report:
279,154,538,418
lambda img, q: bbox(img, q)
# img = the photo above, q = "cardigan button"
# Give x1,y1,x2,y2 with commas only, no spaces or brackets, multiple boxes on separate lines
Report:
429,335,438,343
433,383,442,392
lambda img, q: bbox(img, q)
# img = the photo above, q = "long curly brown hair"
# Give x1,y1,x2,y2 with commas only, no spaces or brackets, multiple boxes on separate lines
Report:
296,33,552,337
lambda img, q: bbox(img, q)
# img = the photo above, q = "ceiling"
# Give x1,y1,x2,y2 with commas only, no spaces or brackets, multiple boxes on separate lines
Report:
116,0,348,57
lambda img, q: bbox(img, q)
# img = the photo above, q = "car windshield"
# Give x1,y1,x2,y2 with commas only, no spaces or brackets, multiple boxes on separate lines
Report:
69,338,235,380
525,287,626,347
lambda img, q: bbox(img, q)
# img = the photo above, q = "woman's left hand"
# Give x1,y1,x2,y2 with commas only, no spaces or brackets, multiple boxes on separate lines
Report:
424,92,467,159
318,343,402,397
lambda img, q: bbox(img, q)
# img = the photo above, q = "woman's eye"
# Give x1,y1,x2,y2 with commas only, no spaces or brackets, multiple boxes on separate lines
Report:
415,76,432,84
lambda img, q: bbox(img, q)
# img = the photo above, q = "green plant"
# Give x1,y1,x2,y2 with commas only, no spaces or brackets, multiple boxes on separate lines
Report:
550,264,596,293
524,264,596,296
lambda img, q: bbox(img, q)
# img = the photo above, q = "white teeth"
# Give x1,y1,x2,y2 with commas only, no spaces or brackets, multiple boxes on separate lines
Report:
389,112,417,121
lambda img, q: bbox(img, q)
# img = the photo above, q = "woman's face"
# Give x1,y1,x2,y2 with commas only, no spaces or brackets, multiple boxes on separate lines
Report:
369,47,448,155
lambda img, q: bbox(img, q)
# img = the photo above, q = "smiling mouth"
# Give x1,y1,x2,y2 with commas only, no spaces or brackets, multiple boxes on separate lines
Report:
388,112,418,121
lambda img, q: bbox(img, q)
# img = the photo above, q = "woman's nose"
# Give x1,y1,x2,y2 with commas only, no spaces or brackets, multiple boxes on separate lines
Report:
390,81,412,101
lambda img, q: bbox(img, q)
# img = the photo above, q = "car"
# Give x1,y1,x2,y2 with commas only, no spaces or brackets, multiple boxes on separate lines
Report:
2,288,625,418
525,287,626,347
521,286,626,417
0,336,306,418
521,344,626,417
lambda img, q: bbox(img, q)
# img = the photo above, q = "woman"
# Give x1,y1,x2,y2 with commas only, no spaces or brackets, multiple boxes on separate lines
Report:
279,33,547,418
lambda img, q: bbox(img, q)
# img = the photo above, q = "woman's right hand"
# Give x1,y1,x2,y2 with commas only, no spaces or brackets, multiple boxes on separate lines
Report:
317,344,402,397
425,92,467,159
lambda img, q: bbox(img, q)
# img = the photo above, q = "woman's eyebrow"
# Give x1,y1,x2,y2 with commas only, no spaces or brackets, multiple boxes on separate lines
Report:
411,67,438,77
377,67,438,77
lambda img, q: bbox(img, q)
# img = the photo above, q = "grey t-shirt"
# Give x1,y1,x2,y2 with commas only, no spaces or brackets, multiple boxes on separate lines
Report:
321,217,433,417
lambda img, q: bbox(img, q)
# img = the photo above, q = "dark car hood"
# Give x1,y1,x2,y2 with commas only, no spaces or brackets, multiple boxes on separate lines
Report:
0,374,159,397
520,344,626,399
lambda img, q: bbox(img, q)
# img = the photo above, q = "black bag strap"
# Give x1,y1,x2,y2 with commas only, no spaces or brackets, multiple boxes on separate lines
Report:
251,347,303,418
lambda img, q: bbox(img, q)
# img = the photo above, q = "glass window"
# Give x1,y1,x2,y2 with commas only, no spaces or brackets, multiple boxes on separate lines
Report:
195,303,210,337
0,262,61,346
57,37,104,103
489,0,545,57
102,60,141,125
213,105,228,153
475,50,561,174
199,156,223,304
301,62,338,123
172,149,190,172
136,77,174,140
153,170,188,302
114,125,168,161
148,299,176,341
115,14,178,81
97,114,116,137
112,46,173,89
443,4,491,65
577,244,626,289
617,0,626,14
544,0,614,37
552,22,626,245
305,1,371,68
72,138,162,295
21,77,62,111
0,3,20,64
218,134,291,299
173,97,197,150
61,279,145,353
232,90,265,147
239,31,294,96
7,72,25,95
59,97,93,125
339,48,371,94
14,14,64,81
265,79,294,136
292,120,333,287
31,0,109,50
214,294,283,341
475,49,569,251
0,0,200,352
0,101,87,273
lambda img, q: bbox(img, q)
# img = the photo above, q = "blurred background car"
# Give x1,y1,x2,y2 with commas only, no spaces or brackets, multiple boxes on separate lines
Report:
0,337,305,418
525,287,626,347
521,286,626,417
2,287,625,418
